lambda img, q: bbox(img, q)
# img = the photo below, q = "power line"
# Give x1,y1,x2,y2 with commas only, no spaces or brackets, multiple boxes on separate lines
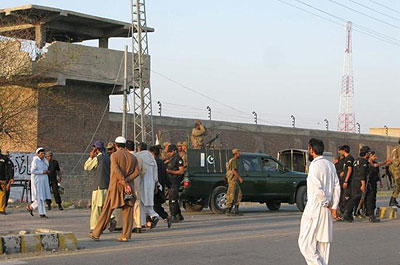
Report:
349,0,400,23
368,0,400,15
327,0,400,30
286,0,400,46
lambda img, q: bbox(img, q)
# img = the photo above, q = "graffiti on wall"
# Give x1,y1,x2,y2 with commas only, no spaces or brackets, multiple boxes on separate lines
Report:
9,152,35,180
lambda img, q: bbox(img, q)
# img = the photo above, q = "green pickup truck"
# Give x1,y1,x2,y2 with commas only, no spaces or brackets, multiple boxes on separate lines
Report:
180,149,308,214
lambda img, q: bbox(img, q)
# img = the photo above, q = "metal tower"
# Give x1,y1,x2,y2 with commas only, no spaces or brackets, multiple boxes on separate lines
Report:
337,21,356,133
131,0,154,144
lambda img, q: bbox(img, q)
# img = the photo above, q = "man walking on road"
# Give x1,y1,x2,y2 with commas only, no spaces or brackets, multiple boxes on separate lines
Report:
298,138,341,265
389,140,400,207
90,137,139,242
45,151,63,211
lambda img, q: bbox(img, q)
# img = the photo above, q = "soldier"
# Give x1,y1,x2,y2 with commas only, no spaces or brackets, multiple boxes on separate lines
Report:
178,142,187,169
190,120,206,149
225,149,244,216
161,142,170,162
0,149,13,215
389,140,400,207
343,146,370,222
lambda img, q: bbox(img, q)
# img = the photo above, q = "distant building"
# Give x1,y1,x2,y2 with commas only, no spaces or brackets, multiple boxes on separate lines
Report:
370,128,400,138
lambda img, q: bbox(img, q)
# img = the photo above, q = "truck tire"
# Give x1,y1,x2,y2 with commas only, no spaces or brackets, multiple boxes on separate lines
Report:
296,186,307,212
266,200,281,211
183,201,205,212
209,186,227,214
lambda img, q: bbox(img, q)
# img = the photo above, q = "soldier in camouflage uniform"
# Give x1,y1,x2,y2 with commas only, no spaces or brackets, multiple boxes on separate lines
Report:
190,120,206,149
225,149,244,216
161,142,170,162
389,140,400,207
177,142,187,170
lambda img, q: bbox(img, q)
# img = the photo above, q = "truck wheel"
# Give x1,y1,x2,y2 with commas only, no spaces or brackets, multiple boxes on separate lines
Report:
296,186,307,212
209,186,227,214
183,201,205,212
266,200,281,211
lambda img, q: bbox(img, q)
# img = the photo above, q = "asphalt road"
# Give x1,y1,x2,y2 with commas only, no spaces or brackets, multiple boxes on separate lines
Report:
1,197,399,265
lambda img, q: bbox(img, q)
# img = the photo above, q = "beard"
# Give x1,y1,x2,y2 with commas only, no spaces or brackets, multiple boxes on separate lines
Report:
308,154,314,162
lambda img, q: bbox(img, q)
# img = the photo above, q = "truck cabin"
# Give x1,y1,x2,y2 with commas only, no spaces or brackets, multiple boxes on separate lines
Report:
277,149,333,173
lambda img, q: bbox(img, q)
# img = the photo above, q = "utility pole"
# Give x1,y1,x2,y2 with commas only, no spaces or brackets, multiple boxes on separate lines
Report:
131,0,154,145
338,21,356,133
252,111,258,125
122,45,128,138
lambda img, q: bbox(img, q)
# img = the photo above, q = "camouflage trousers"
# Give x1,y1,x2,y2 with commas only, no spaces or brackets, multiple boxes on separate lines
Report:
226,179,242,209
392,176,400,199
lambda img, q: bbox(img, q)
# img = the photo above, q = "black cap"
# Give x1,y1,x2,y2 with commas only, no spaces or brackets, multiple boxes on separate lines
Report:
167,144,178,152
360,146,371,156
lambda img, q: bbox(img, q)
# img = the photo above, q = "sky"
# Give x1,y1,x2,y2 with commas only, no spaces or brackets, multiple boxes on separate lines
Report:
2,0,400,132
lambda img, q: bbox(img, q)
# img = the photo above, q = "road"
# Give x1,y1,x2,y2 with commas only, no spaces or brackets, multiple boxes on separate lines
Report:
0,197,399,265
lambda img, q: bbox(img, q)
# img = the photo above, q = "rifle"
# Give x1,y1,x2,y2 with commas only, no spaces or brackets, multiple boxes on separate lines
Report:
355,177,370,217
206,133,221,147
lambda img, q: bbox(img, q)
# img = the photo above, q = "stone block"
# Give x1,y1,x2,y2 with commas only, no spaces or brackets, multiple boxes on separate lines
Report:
21,234,42,253
58,233,78,250
3,235,21,254
41,233,58,251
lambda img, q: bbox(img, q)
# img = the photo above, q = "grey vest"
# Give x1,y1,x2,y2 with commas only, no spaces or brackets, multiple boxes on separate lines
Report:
93,153,110,190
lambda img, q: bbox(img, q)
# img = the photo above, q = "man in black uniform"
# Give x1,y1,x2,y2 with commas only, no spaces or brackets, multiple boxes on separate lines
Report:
338,145,354,217
4,151,14,209
343,146,370,222
0,149,13,214
166,144,185,223
45,151,63,211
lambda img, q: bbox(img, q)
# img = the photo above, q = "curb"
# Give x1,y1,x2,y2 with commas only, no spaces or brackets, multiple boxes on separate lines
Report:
378,207,398,220
0,229,78,254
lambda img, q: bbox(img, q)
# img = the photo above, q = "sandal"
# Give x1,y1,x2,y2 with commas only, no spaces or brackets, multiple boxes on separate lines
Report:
27,205,34,216
88,233,100,241
117,237,129,242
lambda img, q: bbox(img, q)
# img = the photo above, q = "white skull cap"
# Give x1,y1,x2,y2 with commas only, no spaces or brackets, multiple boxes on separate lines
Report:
115,136,127,144
36,147,45,154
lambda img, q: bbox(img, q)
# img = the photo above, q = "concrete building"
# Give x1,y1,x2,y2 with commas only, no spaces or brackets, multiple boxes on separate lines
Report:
370,128,400,138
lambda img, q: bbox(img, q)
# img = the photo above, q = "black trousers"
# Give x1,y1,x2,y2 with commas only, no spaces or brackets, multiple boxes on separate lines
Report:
345,179,362,215
339,178,351,214
154,190,168,219
365,182,377,217
46,178,62,205
5,187,10,207
168,176,182,217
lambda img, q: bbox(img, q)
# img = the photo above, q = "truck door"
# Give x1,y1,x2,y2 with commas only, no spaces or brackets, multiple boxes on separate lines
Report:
261,157,296,200
240,155,263,199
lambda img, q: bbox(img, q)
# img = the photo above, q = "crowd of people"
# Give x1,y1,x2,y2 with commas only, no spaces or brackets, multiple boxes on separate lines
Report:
333,142,400,223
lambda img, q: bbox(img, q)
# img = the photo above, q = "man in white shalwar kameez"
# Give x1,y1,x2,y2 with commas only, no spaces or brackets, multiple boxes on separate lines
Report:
28,148,52,218
136,143,159,228
298,139,341,265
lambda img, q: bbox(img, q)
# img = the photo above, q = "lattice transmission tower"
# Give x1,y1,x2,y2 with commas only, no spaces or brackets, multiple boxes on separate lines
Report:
337,21,356,133
131,0,154,144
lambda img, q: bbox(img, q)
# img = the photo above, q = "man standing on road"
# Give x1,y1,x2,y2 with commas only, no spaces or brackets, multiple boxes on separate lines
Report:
90,136,139,242
4,151,14,210
298,138,341,265
166,144,185,223
225,149,244,216
190,120,206,149
45,151,63,211
84,141,110,231
339,145,354,217
389,140,400,207
0,150,13,215
343,146,370,222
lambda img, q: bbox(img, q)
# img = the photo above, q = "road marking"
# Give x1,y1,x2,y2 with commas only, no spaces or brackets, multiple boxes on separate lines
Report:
4,219,399,263
0,261,27,265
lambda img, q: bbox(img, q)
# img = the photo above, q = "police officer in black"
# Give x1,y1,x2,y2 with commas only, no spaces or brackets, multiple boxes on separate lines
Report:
339,145,354,217
166,144,185,223
343,146,370,222
0,149,13,215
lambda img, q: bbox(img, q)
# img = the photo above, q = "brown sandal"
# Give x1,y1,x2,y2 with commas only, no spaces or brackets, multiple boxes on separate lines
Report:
117,237,129,242
88,233,100,241
27,205,34,216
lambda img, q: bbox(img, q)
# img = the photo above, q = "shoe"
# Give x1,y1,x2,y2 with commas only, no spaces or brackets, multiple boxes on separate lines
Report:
343,211,353,222
40,215,48,218
171,216,180,223
232,206,243,216
47,204,51,211
178,214,184,221
225,207,233,216
27,205,34,216
167,216,172,229
58,204,64,211
109,219,117,232
88,233,99,241
117,237,129,242
389,197,400,207
368,216,380,223
151,216,159,229
0,212,6,215
132,228,141,233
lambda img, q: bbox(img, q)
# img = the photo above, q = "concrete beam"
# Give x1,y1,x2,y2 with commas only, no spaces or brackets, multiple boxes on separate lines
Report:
35,24,46,48
47,21,104,38
99,37,109,48
0,23,34,33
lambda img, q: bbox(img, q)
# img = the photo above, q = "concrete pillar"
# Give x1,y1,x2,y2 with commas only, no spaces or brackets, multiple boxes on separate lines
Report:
35,25,46,48
99,37,109,48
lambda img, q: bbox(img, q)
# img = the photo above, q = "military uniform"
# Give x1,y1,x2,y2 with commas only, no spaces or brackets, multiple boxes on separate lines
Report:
167,153,184,221
190,123,206,149
344,157,368,221
389,145,400,207
161,142,170,161
225,157,242,214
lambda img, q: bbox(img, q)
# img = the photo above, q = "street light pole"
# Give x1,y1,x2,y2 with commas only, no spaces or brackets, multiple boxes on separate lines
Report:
157,101,162,116
384,125,389,136
252,111,258,125
324,119,329,131
291,115,295,128
207,106,211,120
356,122,360,134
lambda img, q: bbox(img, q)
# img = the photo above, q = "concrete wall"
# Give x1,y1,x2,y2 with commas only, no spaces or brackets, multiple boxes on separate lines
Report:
370,128,400,138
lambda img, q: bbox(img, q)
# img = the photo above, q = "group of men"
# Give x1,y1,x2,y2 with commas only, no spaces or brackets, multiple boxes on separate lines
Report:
334,143,399,223
86,136,187,242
